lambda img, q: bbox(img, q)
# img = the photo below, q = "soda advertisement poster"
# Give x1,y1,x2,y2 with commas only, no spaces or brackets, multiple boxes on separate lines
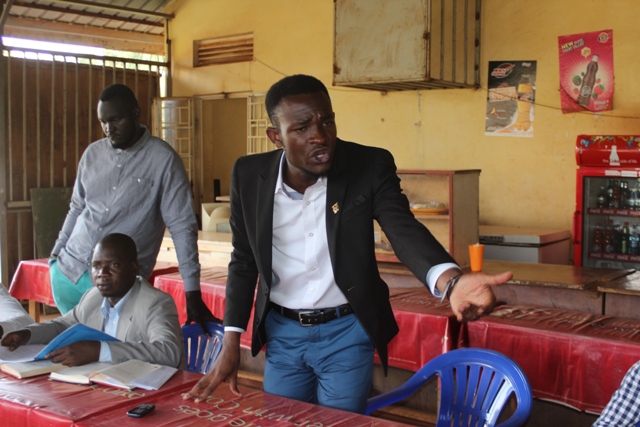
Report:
558,30,614,113
485,60,536,137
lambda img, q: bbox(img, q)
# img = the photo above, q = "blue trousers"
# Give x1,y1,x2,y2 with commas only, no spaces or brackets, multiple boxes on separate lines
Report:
50,260,92,314
263,309,375,414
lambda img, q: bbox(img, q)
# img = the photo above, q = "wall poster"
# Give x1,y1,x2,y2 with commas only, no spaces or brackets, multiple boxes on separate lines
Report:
485,61,537,138
558,30,614,114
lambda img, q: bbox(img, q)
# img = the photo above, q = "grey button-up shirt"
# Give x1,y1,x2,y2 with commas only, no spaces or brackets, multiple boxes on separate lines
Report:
52,127,200,292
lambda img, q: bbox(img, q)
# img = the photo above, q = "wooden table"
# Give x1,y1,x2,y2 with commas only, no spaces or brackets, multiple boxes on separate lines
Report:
380,259,633,314
481,260,632,314
598,270,640,319
478,259,631,289
157,230,233,268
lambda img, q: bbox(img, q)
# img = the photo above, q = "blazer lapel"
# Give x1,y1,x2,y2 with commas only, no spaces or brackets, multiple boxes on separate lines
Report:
254,151,281,288
82,289,108,331
326,140,348,266
115,280,142,339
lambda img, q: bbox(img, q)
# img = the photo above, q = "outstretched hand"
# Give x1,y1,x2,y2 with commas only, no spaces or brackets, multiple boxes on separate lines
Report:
182,331,242,402
448,271,512,322
185,290,222,334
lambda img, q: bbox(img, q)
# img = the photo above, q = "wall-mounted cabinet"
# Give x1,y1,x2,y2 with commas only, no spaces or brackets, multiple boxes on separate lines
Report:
374,169,480,267
333,0,481,91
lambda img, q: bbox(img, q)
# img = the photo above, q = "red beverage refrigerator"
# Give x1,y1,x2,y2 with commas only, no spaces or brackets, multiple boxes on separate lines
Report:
574,135,640,268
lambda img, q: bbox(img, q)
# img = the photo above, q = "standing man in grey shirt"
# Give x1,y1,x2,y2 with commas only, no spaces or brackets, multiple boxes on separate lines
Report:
50,83,217,329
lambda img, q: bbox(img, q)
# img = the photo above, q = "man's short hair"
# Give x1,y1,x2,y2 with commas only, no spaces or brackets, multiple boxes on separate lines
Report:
98,233,138,263
265,75,330,124
98,84,139,111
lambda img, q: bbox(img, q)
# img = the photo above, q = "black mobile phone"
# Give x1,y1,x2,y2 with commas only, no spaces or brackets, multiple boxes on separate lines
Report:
126,403,155,418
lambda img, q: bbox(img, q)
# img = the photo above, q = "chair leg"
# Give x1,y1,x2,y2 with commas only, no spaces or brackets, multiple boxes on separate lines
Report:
29,300,41,323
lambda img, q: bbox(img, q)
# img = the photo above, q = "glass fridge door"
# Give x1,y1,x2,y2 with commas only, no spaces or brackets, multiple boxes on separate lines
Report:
582,174,640,268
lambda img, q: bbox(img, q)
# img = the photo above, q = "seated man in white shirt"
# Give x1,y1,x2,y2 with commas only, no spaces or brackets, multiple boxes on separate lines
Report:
1,233,186,369
0,285,34,337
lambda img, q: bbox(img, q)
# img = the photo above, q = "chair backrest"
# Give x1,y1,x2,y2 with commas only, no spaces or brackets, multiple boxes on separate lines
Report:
182,322,225,374
30,187,73,258
365,348,533,427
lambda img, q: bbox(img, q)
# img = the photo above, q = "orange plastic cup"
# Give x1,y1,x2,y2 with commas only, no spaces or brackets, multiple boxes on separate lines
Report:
468,243,485,272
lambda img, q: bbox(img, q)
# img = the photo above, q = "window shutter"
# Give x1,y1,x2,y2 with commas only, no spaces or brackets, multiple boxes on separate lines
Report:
194,32,254,67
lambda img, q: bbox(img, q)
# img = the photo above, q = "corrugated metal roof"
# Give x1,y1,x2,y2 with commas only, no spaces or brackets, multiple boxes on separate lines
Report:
2,0,173,53
9,0,170,35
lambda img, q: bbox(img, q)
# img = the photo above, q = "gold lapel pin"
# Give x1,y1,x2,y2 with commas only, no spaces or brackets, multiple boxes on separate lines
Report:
332,203,339,214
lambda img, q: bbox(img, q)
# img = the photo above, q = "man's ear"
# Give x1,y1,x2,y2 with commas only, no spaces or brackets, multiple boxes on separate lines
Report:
133,106,141,121
266,127,283,149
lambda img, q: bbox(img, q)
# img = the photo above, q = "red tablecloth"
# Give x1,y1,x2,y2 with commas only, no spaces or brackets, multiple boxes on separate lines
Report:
460,304,640,413
383,287,459,371
154,270,457,371
9,259,57,306
154,268,254,349
9,258,180,307
75,384,412,427
0,369,200,427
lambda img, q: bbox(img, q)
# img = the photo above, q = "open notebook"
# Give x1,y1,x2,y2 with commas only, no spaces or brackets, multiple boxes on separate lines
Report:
50,359,178,390
1,359,66,379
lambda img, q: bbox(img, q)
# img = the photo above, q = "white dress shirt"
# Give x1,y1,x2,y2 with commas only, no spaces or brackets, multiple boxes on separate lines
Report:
98,287,133,362
270,162,348,309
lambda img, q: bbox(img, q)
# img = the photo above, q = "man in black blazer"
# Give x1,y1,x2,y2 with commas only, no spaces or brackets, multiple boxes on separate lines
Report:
184,75,512,413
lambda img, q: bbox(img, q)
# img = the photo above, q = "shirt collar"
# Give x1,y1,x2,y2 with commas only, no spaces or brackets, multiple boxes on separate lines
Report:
113,126,151,157
100,278,136,318
274,151,327,197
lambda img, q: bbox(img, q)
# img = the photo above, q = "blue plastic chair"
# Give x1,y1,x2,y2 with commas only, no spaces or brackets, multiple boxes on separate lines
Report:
182,322,224,374
365,348,533,427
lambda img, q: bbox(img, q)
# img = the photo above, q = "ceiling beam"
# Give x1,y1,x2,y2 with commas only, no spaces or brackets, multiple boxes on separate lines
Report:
4,15,165,54
50,0,174,20
11,1,165,28
0,0,16,35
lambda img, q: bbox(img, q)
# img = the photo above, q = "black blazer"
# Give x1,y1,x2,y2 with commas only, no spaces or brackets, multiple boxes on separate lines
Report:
224,139,456,371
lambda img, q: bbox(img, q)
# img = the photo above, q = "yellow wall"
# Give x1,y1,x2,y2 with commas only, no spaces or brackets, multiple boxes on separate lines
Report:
200,98,247,202
168,0,640,235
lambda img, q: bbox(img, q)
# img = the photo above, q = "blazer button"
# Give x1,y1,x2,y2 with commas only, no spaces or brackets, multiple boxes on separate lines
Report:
254,317,260,324
264,288,268,295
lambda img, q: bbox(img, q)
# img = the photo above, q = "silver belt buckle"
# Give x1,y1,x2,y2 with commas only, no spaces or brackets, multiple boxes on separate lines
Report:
298,310,315,326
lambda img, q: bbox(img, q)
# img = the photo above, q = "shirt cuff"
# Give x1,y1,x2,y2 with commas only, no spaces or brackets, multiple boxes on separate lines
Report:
0,317,34,336
224,326,246,334
51,243,64,256
182,276,201,293
99,342,112,362
426,263,461,297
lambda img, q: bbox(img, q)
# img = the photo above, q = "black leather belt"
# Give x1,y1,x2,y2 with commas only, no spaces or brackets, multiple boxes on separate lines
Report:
270,302,354,326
